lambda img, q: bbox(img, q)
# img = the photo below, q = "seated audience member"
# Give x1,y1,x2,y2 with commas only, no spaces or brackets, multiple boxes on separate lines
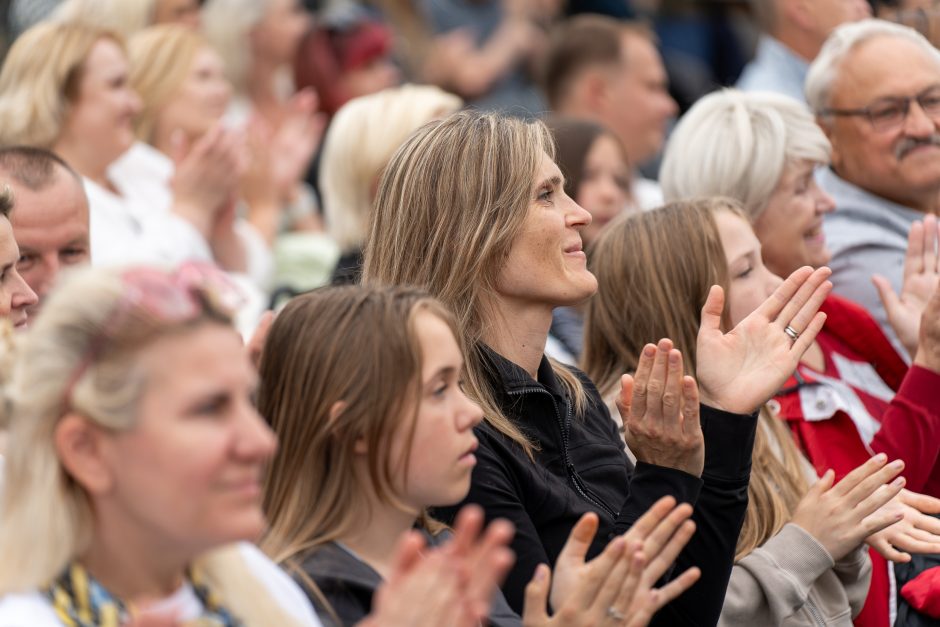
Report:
53,0,202,37
658,89,940,627
0,264,316,626
0,264,513,626
259,284,700,626
805,19,940,349
319,84,462,285
362,110,831,622
0,187,38,331
543,115,634,361
584,198,940,627
543,15,678,208
0,147,87,320
736,0,871,102
0,21,255,276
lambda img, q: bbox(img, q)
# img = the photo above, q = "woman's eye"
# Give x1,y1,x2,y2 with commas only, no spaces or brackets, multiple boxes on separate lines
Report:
433,383,449,397
737,266,753,279
538,187,553,202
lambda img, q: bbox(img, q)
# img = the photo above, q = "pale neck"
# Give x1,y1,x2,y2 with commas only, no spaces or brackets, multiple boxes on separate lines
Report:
80,510,193,603
481,296,553,379
336,492,418,580
773,25,821,62
53,137,112,191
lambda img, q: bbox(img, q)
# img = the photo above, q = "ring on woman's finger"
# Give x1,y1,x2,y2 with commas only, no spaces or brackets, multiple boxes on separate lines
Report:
607,606,627,622
784,325,800,342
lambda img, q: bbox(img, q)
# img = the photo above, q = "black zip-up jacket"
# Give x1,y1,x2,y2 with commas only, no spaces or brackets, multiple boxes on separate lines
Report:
435,347,758,627
295,532,522,627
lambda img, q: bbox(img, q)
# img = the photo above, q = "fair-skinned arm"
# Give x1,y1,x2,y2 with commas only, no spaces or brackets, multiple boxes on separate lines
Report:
873,215,940,360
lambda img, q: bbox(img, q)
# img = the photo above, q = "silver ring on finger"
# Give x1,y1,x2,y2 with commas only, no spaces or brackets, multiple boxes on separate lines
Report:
784,325,800,342
607,606,627,622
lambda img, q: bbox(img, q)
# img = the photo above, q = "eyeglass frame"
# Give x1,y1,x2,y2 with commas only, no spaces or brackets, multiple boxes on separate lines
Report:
818,84,940,132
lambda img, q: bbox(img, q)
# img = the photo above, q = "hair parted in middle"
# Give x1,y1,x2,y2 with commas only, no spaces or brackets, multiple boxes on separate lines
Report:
258,285,454,570
362,110,588,458
583,197,809,561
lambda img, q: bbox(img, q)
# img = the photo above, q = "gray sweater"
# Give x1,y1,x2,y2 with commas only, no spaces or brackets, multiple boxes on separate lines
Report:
719,523,872,627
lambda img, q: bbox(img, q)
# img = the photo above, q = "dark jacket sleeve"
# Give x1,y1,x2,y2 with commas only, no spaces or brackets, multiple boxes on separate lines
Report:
616,405,758,627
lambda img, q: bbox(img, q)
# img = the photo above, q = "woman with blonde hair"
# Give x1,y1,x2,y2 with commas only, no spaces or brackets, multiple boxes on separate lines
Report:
319,84,462,284
0,263,315,626
0,21,253,279
584,199,940,626
260,284,702,626
658,90,940,627
362,109,833,623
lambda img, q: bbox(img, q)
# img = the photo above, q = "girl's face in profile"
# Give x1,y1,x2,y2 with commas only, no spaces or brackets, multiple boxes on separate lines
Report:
716,209,784,328
389,310,483,511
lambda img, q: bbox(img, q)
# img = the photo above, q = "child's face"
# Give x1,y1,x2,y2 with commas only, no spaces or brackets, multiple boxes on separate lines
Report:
390,311,483,510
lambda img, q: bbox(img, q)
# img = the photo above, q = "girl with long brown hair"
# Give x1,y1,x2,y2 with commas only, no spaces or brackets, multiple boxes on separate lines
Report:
258,284,700,626
361,109,834,624
584,198,914,626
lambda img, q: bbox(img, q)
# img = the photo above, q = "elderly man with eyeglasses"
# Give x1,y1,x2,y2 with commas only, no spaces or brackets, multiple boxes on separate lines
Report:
808,18,940,353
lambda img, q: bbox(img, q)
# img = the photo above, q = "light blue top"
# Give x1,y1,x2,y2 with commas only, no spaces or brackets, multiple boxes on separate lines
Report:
819,167,923,356
736,36,810,104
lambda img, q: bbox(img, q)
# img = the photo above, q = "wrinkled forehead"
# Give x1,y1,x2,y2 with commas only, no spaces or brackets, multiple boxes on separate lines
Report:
833,35,940,105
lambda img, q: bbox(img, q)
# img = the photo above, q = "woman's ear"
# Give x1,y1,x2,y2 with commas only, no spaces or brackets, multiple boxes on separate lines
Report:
54,413,115,495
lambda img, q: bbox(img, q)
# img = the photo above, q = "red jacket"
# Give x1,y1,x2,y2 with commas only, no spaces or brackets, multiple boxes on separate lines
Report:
773,295,940,627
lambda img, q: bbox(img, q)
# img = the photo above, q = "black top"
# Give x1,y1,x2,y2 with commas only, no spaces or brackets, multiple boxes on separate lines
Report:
434,347,758,626
296,531,522,627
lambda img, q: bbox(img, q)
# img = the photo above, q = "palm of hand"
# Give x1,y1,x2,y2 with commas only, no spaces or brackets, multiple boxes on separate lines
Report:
891,273,937,351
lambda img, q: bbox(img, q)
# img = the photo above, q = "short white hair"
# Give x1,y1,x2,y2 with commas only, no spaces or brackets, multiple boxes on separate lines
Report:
320,84,462,252
660,88,830,220
806,18,940,113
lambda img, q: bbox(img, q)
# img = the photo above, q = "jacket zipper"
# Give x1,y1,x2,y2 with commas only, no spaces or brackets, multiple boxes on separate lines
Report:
507,387,617,519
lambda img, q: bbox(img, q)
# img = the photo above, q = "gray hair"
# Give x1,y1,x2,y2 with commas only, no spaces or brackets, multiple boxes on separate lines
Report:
660,88,830,220
806,18,940,113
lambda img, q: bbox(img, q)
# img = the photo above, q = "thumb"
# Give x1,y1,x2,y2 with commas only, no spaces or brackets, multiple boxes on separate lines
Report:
556,513,599,567
699,285,725,334
872,274,901,314
521,564,550,627
812,469,836,495
617,374,634,420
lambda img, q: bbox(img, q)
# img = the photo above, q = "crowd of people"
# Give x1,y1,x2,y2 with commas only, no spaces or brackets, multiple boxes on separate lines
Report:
0,0,938,626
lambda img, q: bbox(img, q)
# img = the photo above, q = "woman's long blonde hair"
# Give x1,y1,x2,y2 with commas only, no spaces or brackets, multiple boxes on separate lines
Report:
362,110,587,459
0,21,119,148
0,267,301,626
258,285,452,618
584,198,809,560
128,24,208,142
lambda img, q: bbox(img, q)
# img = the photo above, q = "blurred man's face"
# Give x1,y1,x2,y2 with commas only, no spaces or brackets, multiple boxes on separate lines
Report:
10,170,90,317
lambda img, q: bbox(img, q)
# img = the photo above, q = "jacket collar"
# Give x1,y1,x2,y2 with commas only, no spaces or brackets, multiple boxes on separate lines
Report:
299,542,382,592
479,344,565,400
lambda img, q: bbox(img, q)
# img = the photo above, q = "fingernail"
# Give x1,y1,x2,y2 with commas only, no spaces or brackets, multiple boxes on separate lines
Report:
893,477,906,487
874,453,887,463
890,459,905,470
644,345,655,357
534,564,547,581
669,351,680,365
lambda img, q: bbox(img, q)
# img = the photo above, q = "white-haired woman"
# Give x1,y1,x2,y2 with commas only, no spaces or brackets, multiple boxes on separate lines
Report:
660,88,940,627
319,84,462,284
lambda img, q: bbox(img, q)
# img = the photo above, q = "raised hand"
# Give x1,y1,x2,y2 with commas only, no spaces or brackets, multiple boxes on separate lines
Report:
696,266,831,414
873,214,940,359
617,340,704,477
867,489,940,563
791,454,906,561
268,89,325,201
545,498,700,626
913,276,940,374
170,124,242,238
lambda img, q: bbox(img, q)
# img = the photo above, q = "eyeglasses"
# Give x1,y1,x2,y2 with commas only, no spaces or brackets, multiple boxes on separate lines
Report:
820,86,940,132
62,261,244,410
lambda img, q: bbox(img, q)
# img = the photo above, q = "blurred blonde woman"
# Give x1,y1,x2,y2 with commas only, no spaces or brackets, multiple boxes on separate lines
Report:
319,84,462,284
0,263,316,626
0,21,254,279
